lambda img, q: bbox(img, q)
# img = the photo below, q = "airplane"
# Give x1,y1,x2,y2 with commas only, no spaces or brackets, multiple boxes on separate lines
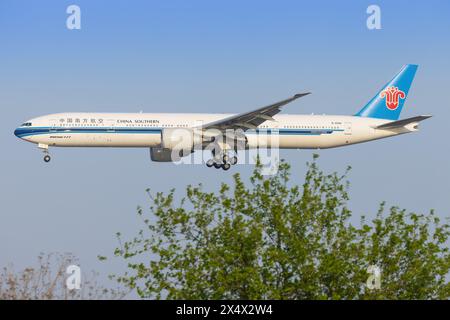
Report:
14,64,430,170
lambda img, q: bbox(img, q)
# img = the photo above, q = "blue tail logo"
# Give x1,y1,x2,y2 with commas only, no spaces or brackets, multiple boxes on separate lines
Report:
355,64,418,120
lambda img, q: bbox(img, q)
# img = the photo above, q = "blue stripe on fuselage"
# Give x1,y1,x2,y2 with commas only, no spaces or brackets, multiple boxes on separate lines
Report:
14,126,343,138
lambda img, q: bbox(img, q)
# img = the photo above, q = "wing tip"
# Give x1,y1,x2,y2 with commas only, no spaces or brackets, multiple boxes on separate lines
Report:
294,92,311,99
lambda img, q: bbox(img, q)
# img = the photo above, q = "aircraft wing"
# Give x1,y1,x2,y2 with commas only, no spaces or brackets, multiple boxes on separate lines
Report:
375,115,432,130
202,92,311,131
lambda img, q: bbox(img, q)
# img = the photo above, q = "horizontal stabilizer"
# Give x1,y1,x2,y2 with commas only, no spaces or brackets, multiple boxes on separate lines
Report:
375,115,432,130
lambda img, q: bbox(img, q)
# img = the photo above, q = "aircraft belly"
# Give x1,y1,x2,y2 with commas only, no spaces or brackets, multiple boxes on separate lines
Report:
30,133,161,147
245,133,350,149
278,134,348,149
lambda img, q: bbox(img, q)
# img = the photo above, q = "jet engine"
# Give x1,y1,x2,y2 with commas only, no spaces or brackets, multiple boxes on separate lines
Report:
150,128,202,162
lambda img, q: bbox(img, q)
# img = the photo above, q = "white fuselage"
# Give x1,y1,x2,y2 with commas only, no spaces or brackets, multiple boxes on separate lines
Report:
14,112,415,150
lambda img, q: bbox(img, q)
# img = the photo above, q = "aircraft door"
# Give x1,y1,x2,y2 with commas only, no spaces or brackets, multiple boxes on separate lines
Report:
105,119,116,143
50,119,57,133
344,122,352,135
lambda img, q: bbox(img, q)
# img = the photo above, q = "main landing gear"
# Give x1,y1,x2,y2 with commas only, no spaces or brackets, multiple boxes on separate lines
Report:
206,152,238,171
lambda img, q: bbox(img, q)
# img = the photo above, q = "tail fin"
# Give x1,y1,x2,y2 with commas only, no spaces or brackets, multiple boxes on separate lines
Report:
354,64,418,120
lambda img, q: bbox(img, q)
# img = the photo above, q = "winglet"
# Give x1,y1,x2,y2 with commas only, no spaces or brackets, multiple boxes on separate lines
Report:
294,92,311,99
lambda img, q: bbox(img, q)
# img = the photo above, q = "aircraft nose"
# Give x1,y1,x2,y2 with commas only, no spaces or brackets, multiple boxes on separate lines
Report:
14,127,21,138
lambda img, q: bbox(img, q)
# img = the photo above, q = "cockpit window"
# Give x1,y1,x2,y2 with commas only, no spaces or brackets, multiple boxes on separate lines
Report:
21,122,32,127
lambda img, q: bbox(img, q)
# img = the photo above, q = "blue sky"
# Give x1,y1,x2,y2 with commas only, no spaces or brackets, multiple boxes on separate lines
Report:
1,0,449,289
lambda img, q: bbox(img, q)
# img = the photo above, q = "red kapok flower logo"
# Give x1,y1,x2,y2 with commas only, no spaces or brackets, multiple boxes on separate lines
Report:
380,86,406,110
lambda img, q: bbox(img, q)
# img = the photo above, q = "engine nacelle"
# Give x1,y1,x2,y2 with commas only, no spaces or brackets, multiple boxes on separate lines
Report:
161,128,201,151
150,128,202,162
150,147,182,162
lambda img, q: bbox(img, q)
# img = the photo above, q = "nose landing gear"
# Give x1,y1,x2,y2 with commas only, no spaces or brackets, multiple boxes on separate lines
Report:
38,143,51,163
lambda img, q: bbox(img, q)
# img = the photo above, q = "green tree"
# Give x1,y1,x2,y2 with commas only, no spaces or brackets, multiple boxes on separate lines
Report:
108,156,450,299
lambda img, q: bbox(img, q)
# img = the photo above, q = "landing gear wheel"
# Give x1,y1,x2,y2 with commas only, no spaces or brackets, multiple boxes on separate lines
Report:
222,163,231,171
213,162,222,169
44,155,51,163
206,159,214,167
230,156,238,165
222,154,229,163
